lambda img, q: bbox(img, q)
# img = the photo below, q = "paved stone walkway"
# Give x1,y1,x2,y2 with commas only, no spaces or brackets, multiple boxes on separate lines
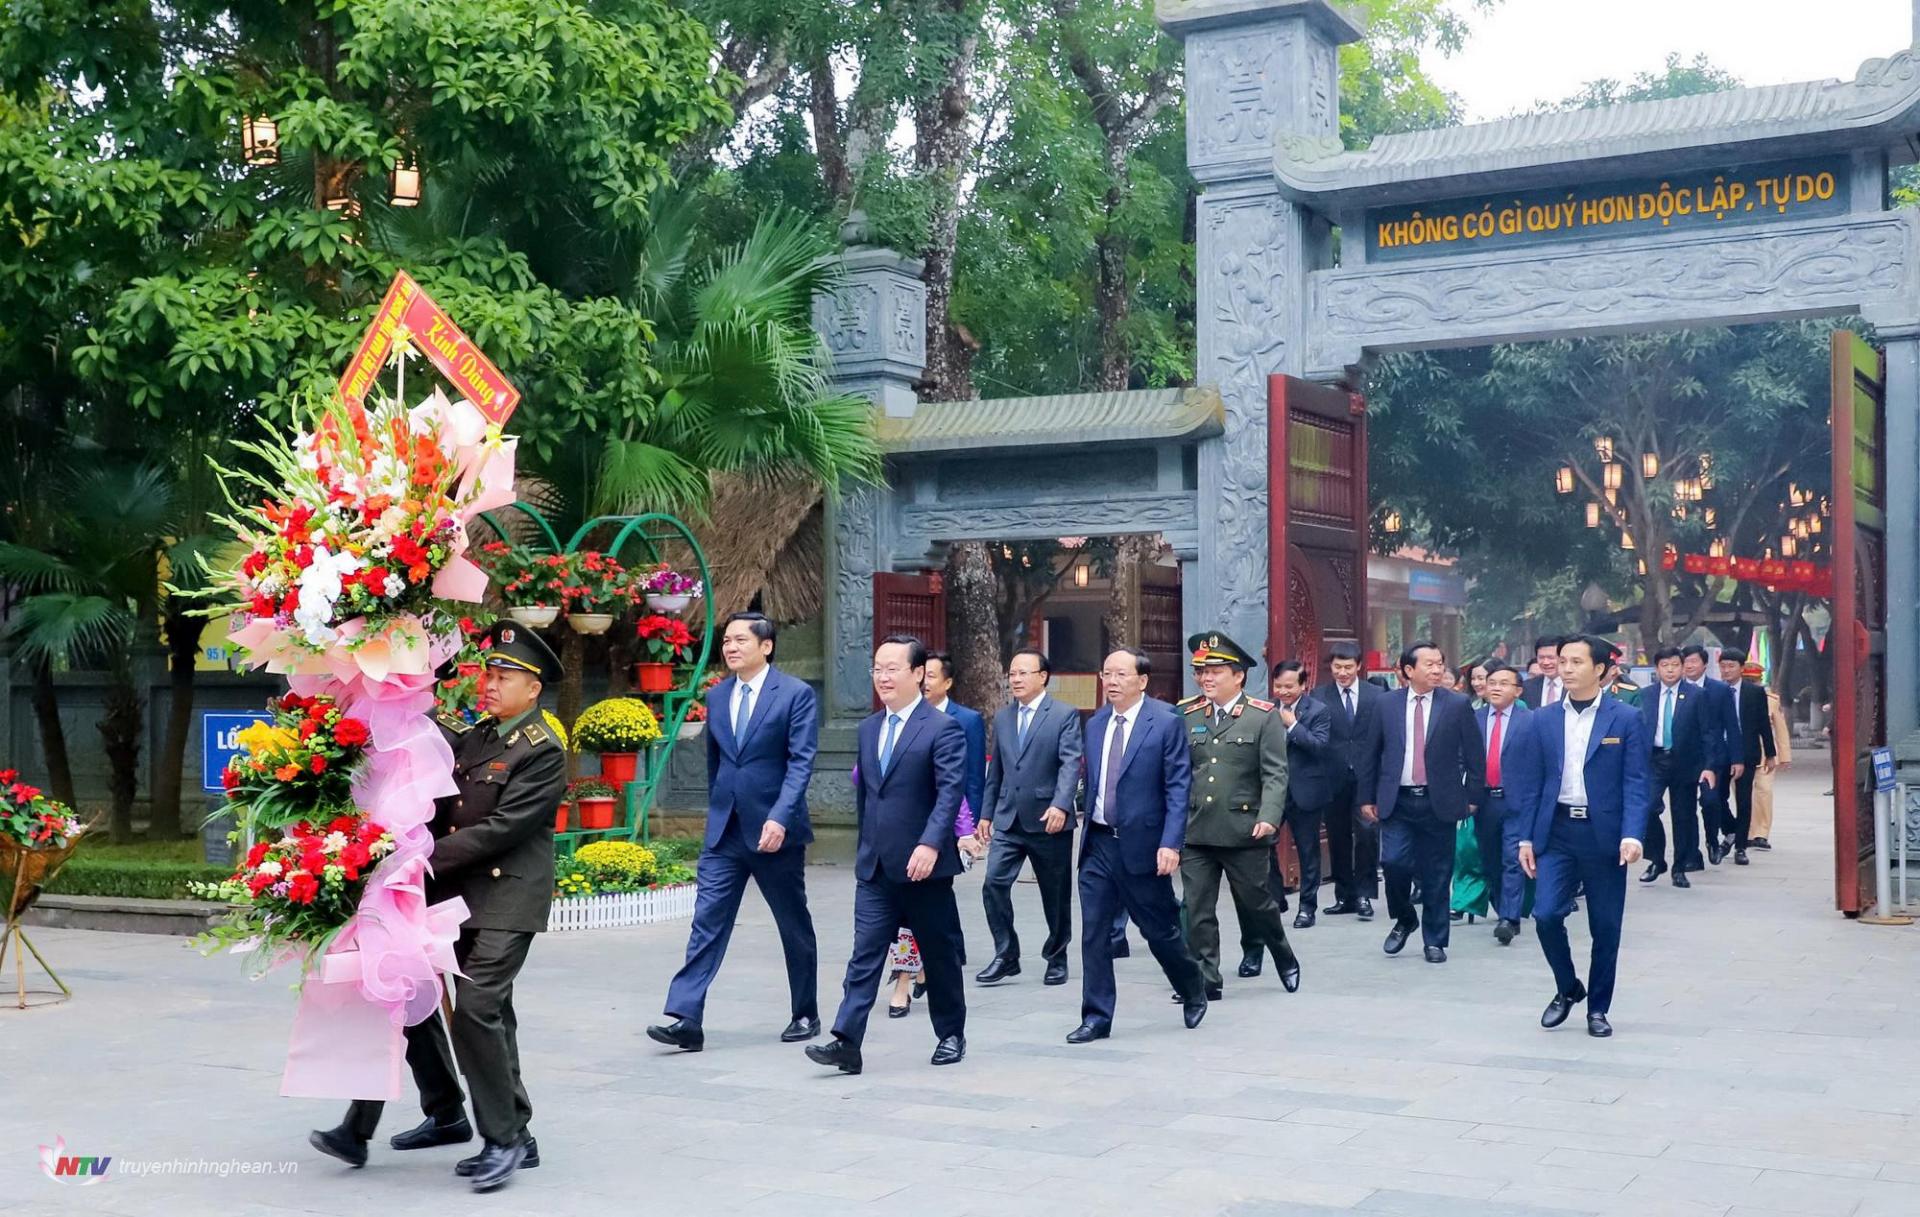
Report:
5,763,1920,1216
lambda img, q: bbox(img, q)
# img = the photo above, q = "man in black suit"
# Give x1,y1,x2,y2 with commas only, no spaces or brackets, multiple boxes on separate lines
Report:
1715,647,1777,866
1680,643,1735,864
1521,635,1566,709
1237,662,1333,949
807,635,968,1075
1359,641,1486,963
1477,662,1533,945
1637,645,1722,888
1313,642,1381,920
975,648,1084,986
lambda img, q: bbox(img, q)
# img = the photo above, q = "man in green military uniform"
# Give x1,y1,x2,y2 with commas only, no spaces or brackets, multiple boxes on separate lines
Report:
310,624,566,1193
1173,632,1303,1001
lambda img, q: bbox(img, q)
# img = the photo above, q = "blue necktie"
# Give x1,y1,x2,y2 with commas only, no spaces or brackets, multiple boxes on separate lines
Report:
1661,686,1675,748
878,713,902,776
735,683,753,741
1018,704,1032,748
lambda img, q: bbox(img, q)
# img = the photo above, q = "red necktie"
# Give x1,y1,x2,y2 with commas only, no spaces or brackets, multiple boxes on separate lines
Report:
1486,709,1503,787
1411,695,1428,784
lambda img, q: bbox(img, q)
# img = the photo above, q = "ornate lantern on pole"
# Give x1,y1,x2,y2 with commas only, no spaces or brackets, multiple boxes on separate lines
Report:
1641,451,1659,479
241,115,280,165
389,158,422,207
1602,462,1624,491
1554,465,1575,494
1585,502,1602,528
1593,436,1614,462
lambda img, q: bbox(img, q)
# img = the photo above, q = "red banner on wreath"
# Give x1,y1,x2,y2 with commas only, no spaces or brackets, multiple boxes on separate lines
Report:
337,271,520,424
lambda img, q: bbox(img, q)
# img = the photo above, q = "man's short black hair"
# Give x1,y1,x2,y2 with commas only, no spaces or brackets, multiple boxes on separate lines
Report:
1652,646,1683,664
1399,641,1441,674
877,634,927,671
925,649,956,682
1559,634,1620,672
1482,661,1519,681
1010,648,1052,679
1534,634,1564,655
723,611,777,658
1720,646,1748,665
1328,642,1362,662
1108,646,1152,677
1679,643,1710,663
1271,659,1308,683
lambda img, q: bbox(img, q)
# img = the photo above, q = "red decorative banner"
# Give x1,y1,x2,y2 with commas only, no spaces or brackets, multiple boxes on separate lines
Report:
337,271,520,424
1660,549,1831,595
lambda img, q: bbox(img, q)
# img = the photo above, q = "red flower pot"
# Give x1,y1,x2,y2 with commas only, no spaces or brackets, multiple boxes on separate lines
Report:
636,662,674,693
576,796,616,830
599,752,640,786
553,802,568,833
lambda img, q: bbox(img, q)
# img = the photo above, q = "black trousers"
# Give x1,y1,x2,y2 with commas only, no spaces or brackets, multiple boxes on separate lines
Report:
343,1011,465,1141
1381,792,1454,948
1728,765,1758,849
342,927,534,1147
1184,843,1298,988
981,823,1074,964
1079,828,1204,1026
830,875,966,1046
1324,772,1379,901
1284,796,1325,912
1643,750,1703,871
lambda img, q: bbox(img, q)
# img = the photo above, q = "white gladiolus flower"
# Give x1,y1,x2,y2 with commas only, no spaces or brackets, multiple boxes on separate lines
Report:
255,860,284,878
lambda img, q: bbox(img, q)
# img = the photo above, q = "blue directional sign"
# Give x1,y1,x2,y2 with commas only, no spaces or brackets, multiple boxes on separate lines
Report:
1871,746,1897,794
202,710,272,792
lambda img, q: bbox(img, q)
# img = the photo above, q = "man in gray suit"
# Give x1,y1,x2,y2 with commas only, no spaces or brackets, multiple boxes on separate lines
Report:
975,648,1084,987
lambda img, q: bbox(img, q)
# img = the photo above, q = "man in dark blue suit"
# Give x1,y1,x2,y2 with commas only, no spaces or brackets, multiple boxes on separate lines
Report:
923,650,986,824
1312,643,1382,920
1511,636,1651,1038
650,613,820,1052
807,634,968,1075
1680,643,1736,865
1068,647,1208,1043
1477,663,1533,945
1715,648,1777,866
1358,641,1485,963
1241,661,1333,944
1638,646,1723,888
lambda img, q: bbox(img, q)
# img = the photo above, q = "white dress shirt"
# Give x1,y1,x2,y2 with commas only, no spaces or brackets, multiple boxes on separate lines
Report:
1398,691,1434,786
1091,698,1142,825
1558,698,1600,804
1208,692,1244,725
876,693,922,770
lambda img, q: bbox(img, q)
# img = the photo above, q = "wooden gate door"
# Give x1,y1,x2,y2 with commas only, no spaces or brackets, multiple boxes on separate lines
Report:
1830,332,1887,915
872,571,946,710
1141,583,1184,703
1266,375,1370,891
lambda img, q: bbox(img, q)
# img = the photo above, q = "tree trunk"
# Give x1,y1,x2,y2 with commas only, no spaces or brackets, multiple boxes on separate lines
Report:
1093,188,1131,391
146,603,201,839
944,541,1004,720
27,657,75,807
1638,563,1674,647
1103,535,1148,651
915,4,980,403
97,670,143,843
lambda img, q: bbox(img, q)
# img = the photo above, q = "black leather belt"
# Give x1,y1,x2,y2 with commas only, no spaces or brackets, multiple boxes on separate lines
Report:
1554,802,1589,820
1088,821,1116,836
1484,786,1505,797
1399,784,1428,797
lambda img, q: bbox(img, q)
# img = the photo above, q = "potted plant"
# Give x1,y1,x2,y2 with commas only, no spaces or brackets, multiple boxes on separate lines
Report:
568,777,618,831
1,771,93,1005
547,840,699,931
558,550,633,636
637,562,703,613
572,698,662,787
634,613,695,692
478,542,563,628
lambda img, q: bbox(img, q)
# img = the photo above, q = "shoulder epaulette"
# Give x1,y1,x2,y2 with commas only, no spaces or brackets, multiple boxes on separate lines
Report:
1179,695,1207,713
1245,697,1275,712
435,710,475,735
520,722,552,748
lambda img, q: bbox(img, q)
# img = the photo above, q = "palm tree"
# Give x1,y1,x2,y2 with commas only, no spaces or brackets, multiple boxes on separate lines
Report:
0,462,175,841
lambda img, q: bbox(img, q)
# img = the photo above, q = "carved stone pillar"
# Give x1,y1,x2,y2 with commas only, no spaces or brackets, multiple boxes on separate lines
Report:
1160,0,1360,655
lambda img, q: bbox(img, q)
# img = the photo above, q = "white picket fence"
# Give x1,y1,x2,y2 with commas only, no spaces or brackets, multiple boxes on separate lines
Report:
547,882,698,932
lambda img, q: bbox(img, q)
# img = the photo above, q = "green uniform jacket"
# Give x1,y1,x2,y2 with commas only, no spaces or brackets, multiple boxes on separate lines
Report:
429,710,566,933
1182,695,1289,848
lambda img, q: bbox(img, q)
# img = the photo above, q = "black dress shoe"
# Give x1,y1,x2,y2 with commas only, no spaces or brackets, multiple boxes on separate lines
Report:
1639,862,1666,884
1671,870,1691,888
457,1135,538,1177
1734,848,1749,865
1110,939,1131,958
1541,981,1588,1029
646,1018,705,1051
975,957,1021,983
912,980,926,999
1587,1012,1613,1038
1171,985,1224,1003
1279,962,1301,993
887,998,911,1018
1044,959,1069,986
1751,837,1772,850
1237,948,1264,978
930,1034,966,1066
1708,842,1725,866
1065,1021,1110,1044
805,1037,864,1074
390,1113,472,1151
1383,924,1412,955
1293,910,1316,929
1356,898,1375,921
1449,909,1464,923
1423,945,1446,963
1323,900,1358,915
1494,918,1519,945
1182,997,1208,1029
468,1139,526,1192
308,1126,368,1168
780,1016,821,1042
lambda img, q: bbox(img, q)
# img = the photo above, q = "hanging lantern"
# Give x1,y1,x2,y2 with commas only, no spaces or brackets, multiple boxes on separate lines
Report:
1593,436,1614,461
1555,465,1575,495
1602,462,1623,490
1791,518,1809,539
1809,515,1823,535
1620,531,1635,551
1605,487,1618,506
1709,538,1729,558
1703,507,1717,529
241,114,280,165
1781,535,1797,557
1637,559,1648,575
388,158,422,207
1641,451,1659,479
1672,503,1687,521
1585,501,1601,528
1382,511,1402,534
1073,562,1089,588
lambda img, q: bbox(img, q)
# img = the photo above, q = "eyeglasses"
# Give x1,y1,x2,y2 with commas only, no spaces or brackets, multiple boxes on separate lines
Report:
1007,667,1042,677
1098,669,1143,680
870,665,912,677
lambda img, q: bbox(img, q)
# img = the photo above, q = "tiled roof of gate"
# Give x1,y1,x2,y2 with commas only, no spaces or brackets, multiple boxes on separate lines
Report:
877,386,1224,454
1272,49,1920,206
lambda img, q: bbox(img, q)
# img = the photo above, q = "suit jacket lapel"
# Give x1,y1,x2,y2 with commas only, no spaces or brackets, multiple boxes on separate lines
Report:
879,701,931,792
711,677,739,757
1586,699,1615,765
1013,699,1040,762
737,671,775,749
1085,706,1111,797
463,722,510,771
1117,703,1152,777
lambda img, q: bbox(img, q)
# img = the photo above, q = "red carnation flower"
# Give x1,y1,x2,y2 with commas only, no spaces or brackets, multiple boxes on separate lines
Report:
309,755,327,774
286,872,320,904
333,719,370,747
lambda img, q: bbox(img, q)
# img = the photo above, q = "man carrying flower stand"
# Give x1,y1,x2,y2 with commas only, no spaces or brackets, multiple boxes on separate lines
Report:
312,625,567,1193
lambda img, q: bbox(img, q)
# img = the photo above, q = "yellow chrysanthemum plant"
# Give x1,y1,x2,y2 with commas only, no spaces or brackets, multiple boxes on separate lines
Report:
571,698,661,755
